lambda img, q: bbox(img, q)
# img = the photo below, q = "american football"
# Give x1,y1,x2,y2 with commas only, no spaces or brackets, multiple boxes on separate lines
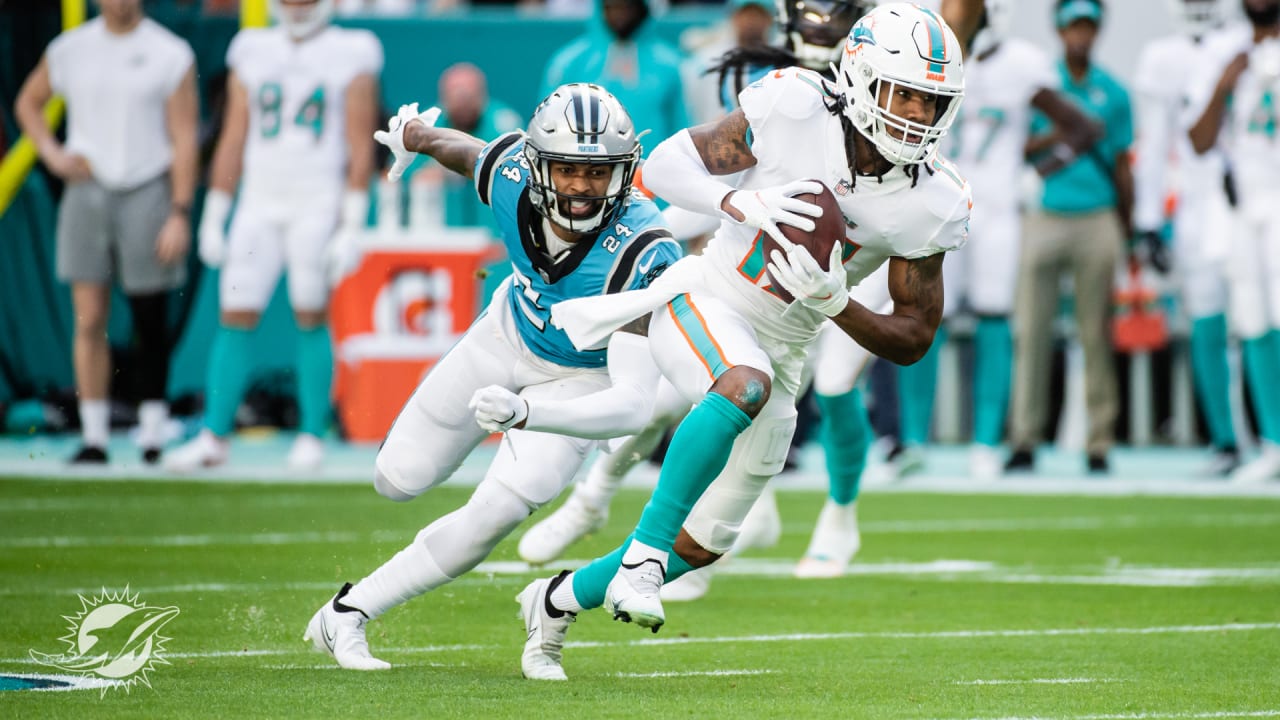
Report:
764,180,845,303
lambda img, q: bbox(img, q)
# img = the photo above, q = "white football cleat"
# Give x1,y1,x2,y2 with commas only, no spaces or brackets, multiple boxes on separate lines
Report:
163,429,229,473
889,445,926,481
518,493,608,565
969,444,1003,482
517,571,576,681
736,486,782,552
304,582,391,670
288,433,325,471
605,557,666,632
659,563,715,603
794,499,861,579
1230,444,1280,485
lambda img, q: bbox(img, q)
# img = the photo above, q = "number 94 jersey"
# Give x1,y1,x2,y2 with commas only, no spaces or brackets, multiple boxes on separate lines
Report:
228,26,383,199
475,132,682,369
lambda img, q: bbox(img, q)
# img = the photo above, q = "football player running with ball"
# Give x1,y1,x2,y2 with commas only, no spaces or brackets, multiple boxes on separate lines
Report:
303,83,681,670
510,3,973,680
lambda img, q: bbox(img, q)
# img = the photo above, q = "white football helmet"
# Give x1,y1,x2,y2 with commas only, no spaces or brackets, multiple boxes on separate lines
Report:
836,2,965,165
1166,0,1225,37
971,0,1015,57
775,0,872,71
524,84,642,234
271,0,334,40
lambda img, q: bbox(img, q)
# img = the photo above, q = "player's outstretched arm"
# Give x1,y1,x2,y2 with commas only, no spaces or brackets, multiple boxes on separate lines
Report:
374,103,484,181
641,109,757,218
470,326,661,439
828,254,945,366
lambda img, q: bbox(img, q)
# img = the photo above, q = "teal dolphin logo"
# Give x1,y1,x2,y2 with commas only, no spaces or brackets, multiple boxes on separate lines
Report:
29,588,179,694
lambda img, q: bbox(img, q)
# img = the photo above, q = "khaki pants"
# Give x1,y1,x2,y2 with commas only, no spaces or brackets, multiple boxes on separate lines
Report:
1010,209,1122,456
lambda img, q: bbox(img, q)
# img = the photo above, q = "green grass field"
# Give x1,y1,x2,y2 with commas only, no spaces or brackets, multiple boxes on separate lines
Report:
3,477,1279,719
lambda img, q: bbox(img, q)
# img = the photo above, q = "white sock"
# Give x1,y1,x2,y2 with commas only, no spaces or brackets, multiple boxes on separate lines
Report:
344,480,531,619
622,538,668,569
79,399,109,448
344,530,452,620
550,573,584,613
137,400,168,448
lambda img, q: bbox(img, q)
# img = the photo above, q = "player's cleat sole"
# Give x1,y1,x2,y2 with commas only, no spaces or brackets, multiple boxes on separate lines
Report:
605,558,666,632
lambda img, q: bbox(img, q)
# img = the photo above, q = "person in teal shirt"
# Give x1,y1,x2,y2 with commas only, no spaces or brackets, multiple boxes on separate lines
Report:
541,0,689,156
403,63,522,232
1007,0,1134,475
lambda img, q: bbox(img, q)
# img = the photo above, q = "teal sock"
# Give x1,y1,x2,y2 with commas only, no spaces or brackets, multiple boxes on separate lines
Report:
816,387,871,504
632,392,752,550
1243,335,1280,444
204,327,255,436
296,326,334,437
898,325,946,446
973,316,1012,447
570,535,700,610
1189,314,1236,449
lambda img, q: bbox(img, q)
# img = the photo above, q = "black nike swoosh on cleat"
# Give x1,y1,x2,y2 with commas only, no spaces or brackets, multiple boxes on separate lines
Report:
320,614,336,650
527,626,537,642
619,558,666,573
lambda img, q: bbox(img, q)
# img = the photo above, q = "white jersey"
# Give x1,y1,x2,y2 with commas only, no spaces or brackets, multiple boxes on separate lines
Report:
702,68,971,344
1188,25,1279,209
949,38,1054,214
46,17,194,190
1134,32,1225,232
228,25,383,199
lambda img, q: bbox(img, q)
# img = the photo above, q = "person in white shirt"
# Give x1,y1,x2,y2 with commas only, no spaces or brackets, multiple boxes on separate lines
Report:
15,0,198,466
164,0,382,473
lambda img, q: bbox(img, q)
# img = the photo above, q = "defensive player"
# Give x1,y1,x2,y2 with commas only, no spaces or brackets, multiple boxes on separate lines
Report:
512,4,972,680
304,84,682,670
1188,0,1280,483
166,0,381,471
1135,0,1240,475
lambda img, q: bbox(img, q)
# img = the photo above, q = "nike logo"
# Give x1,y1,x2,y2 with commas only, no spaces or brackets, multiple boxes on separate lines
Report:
527,625,537,642
638,255,655,274
320,614,336,650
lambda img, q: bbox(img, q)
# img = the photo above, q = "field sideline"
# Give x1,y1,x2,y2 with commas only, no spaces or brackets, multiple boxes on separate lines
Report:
3,461,1279,718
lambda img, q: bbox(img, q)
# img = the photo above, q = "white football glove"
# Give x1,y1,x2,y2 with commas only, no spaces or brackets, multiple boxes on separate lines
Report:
325,191,369,287
197,188,232,269
373,103,442,182
766,241,848,317
468,385,529,433
722,180,824,245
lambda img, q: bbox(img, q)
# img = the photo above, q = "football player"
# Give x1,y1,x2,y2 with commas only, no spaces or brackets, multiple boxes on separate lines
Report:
893,0,1102,482
303,83,682,670
1135,0,1240,475
511,4,972,680
166,0,381,472
1187,0,1280,483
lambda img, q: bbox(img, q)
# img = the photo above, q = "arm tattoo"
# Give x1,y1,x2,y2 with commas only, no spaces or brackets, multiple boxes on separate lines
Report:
690,110,757,176
904,253,945,323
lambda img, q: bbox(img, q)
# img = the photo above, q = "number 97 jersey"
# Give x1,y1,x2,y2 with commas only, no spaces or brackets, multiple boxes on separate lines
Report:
228,25,383,200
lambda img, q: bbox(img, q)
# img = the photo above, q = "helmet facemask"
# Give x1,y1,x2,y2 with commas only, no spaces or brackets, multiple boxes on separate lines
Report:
836,3,965,166
524,84,642,235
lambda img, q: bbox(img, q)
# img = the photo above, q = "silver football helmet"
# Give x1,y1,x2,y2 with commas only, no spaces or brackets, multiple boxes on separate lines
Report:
524,84,642,234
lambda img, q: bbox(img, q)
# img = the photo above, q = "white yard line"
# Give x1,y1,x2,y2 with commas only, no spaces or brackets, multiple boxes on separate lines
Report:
6,622,1277,666
954,678,1123,685
931,707,1280,712
614,669,775,678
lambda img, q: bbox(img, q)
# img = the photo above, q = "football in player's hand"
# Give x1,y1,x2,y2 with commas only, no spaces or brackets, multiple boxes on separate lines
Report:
765,180,845,303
